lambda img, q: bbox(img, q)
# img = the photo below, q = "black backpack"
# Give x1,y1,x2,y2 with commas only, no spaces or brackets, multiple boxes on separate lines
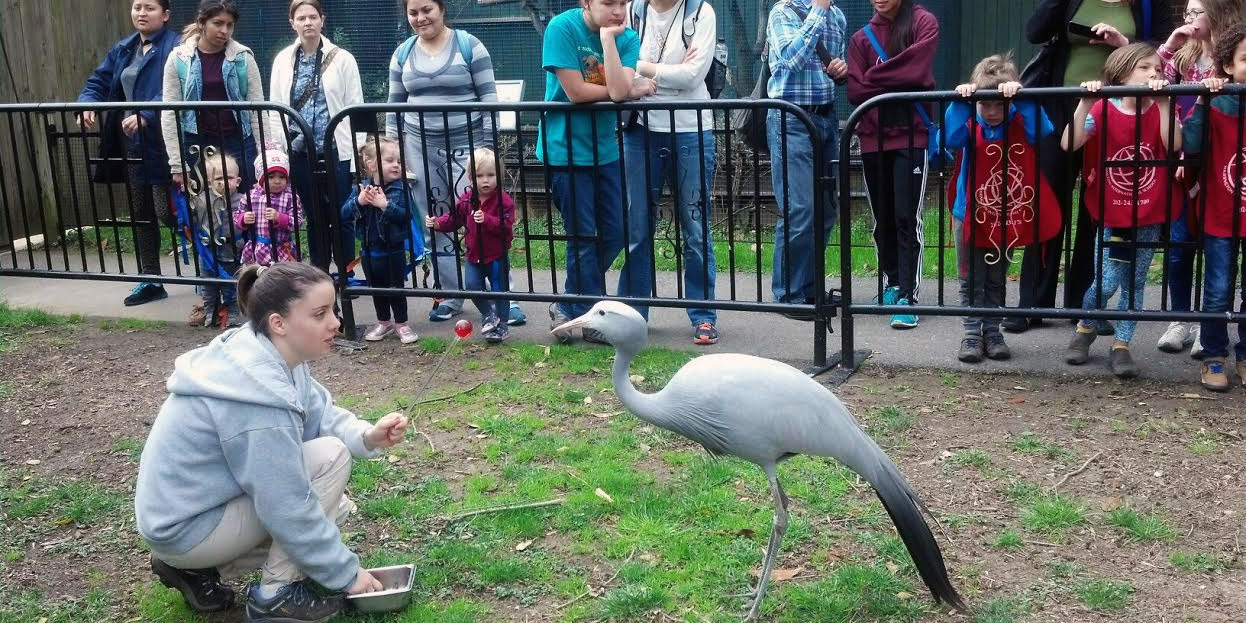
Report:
630,0,727,98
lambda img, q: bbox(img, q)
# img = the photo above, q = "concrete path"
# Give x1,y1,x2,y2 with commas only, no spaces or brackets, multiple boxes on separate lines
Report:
0,249,1215,386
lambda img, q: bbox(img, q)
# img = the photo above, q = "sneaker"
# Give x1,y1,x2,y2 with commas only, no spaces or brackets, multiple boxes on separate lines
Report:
1157,321,1193,353
428,302,460,322
395,323,419,344
485,324,509,344
957,336,984,363
1190,327,1205,359
124,282,168,307
984,333,1012,360
890,298,918,329
226,302,243,328
1065,328,1097,365
873,285,901,306
1109,346,1138,378
188,303,206,327
244,580,343,623
693,322,719,345
482,314,501,336
507,303,527,326
1201,357,1230,392
364,321,394,342
582,328,610,345
150,556,235,613
549,304,574,344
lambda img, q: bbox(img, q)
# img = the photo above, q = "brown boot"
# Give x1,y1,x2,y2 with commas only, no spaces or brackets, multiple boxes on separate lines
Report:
1201,358,1230,392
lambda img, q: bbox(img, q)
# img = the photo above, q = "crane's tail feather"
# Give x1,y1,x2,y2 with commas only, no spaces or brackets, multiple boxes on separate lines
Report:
870,464,969,614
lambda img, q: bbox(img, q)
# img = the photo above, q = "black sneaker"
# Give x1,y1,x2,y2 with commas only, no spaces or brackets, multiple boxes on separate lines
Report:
957,336,984,363
245,580,343,623
150,556,235,612
984,333,1012,360
1002,316,1042,333
124,282,168,307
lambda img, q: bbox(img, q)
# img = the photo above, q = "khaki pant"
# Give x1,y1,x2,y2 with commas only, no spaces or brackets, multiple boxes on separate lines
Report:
152,437,356,585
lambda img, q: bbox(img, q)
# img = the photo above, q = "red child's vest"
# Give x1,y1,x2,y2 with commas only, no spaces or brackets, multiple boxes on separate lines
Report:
1081,99,1180,227
1197,107,1246,238
950,114,1062,260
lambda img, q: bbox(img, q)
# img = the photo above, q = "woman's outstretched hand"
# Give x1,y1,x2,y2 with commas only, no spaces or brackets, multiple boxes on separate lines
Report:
364,412,409,450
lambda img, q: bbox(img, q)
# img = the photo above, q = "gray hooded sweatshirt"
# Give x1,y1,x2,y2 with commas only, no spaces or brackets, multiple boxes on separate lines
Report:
135,326,379,591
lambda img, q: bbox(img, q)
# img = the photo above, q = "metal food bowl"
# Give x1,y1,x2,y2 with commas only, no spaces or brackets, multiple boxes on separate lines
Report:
345,564,415,613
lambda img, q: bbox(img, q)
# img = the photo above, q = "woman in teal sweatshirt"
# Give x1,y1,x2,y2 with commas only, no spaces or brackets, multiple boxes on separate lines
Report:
135,262,407,621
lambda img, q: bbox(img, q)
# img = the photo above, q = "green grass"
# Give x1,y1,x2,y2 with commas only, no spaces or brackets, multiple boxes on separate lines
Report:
868,405,914,436
1020,494,1088,537
1007,432,1075,461
1,479,125,527
0,588,117,623
112,438,144,462
0,302,81,353
1074,578,1134,611
99,317,168,331
971,595,1031,623
942,449,991,475
991,530,1024,551
1169,551,1235,574
1105,507,1178,543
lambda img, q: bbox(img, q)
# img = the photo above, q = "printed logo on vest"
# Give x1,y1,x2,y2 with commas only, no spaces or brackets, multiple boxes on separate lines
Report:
1106,144,1157,198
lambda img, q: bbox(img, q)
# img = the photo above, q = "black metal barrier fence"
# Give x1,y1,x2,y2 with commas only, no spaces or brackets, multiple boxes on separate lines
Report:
839,84,1246,369
0,101,320,294
325,99,836,364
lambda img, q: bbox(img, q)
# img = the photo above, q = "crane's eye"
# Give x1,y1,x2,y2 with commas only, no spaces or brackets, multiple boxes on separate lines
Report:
597,310,605,316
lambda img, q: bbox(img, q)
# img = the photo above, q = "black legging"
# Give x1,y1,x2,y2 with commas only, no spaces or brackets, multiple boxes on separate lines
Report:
126,163,172,277
863,148,928,302
361,250,409,323
1016,99,1097,311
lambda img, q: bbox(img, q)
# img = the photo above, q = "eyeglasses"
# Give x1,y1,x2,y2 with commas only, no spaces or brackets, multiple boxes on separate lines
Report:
1185,8,1206,19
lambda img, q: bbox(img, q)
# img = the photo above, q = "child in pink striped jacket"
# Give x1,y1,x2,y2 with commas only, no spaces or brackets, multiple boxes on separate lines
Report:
235,149,301,266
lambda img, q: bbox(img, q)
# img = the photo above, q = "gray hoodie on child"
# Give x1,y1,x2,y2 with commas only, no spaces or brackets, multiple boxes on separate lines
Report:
135,326,379,591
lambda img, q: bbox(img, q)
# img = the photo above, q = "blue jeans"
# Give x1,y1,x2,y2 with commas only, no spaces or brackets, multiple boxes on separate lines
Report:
766,108,839,303
1079,225,1160,344
464,257,510,322
617,127,717,327
1199,235,1246,360
1165,204,1197,312
550,161,625,318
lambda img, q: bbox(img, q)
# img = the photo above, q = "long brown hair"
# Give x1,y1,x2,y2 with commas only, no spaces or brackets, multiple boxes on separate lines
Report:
1173,0,1246,78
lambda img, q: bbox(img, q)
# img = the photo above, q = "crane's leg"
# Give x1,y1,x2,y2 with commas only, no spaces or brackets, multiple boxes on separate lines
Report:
745,469,789,622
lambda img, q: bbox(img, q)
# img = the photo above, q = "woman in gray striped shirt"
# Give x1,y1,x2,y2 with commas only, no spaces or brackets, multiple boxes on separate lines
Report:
388,0,498,322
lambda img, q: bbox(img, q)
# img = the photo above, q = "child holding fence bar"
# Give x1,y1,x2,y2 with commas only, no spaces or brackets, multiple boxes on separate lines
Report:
236,149,301,266
341,136,419,345
1061,43,1181,378
1180,21,1246,391
188,148,244,328
939,53,1061,364
426,147,516,344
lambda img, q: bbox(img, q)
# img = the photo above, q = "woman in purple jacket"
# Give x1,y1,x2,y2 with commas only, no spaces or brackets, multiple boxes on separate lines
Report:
846,0,940,330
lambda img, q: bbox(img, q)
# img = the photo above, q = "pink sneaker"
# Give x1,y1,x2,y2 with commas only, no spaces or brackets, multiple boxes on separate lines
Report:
395,323,419,344
364,321,394,341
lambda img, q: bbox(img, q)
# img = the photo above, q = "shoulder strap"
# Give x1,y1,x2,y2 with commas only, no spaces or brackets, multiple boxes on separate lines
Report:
455,29,474,66
681,0,702,47
863,25,888,61
1141,0,1153,41
234,54,249,98
396,35,418,68
787,2,832,65
631,0,647,41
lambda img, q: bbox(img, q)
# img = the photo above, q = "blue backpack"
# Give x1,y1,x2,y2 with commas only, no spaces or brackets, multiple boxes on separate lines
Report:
395,30,474,71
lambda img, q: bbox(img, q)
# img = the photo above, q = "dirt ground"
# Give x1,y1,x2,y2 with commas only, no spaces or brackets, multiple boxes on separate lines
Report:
1,320,1244,622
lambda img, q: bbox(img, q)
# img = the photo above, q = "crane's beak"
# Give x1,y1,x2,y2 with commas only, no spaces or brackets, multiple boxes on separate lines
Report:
550,314,591,335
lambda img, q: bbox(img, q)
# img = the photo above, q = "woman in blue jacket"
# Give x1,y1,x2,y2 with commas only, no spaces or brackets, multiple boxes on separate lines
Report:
77,0,178,307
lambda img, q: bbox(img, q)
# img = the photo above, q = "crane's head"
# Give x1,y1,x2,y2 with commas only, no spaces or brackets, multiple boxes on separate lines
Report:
551,301,648,352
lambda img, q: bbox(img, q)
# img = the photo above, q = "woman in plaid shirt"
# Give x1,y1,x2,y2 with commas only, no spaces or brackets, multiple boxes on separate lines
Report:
236,149,302,266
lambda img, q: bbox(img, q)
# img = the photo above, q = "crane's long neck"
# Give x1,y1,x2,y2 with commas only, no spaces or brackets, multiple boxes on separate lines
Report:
611,346,669,427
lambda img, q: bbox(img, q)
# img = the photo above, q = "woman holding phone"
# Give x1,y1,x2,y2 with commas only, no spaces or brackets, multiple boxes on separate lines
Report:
1009,0,1173,333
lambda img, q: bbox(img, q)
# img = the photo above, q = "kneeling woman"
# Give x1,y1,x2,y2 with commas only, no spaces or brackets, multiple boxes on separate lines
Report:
135,262,406,620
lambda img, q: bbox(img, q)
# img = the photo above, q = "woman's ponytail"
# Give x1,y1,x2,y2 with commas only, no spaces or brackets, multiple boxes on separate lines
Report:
233,263,332,336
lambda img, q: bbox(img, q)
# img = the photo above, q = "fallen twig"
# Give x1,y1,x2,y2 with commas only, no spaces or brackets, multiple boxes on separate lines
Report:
413,430,436,453
441,497,566,523
1050,451,1103,492
414,381,484,406
1024,539,1060,547
555,549,635,610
